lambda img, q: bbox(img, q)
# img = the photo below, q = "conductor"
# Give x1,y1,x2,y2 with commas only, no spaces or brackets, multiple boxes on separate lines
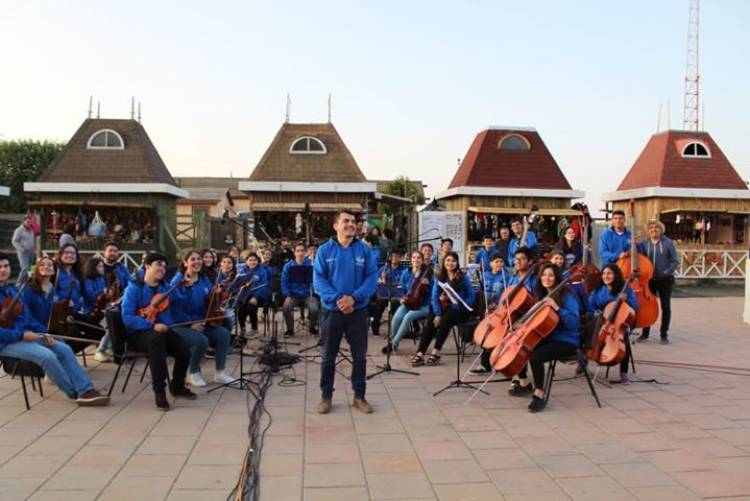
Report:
313,210,379,414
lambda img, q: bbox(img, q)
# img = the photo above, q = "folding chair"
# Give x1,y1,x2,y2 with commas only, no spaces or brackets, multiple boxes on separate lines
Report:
542,349,601,408
0,357,45,410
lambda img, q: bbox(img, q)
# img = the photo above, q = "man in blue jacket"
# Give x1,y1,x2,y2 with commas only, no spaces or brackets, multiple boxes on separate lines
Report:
475,234,500,271
508,217,538,262
121,253,194,411
313,211,378,415
281,243,318,337
102,241,131,290
637,220,678,344
598,210,632,265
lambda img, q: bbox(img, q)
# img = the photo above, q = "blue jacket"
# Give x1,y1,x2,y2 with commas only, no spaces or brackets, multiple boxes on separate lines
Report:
121,280,175,332
399,268,433,308
508,271,538,293
587,285,638,314
238,266,270,303
475,247,500,271
558,241,584,268
509,231,538,258
169,273,213,323
103,261,131,289
431,274,476,316
637,236,678,279
547,292,581,347
54,268,83,313
281,260,313,299
22,285,54,330
483,269,510,305
598,227,632,265
378,263,404,287
82,277,106,315
313,237,379,311
0,284,48,350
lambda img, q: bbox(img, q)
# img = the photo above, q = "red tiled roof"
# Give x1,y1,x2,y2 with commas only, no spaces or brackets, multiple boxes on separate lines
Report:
617,130,748,191
448,128,573,190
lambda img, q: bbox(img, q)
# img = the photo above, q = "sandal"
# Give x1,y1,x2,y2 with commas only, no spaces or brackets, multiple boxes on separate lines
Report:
425,354,442,366
410,354,424,367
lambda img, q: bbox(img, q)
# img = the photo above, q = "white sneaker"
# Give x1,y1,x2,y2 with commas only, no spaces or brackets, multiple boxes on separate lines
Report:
213,370,234,384
188,372,207,387
94,351,112,363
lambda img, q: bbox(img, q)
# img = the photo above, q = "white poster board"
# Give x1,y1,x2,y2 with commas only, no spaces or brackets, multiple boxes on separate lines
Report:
418,211,466,264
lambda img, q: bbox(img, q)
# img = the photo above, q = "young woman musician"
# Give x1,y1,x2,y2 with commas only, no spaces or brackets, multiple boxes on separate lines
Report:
23,256,56,331
382,250,432,354
200,248,218,282
53,243,84,320
237,253,269,337
0,253,109,406
81,257,106,318
216,254,238,332
587,263,638,383
509,263,580,413
557,226,584,268
410,252,475,367
169,250,233,387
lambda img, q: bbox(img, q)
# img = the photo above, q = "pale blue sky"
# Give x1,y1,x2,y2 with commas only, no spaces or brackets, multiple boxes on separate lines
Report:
2,0,748,212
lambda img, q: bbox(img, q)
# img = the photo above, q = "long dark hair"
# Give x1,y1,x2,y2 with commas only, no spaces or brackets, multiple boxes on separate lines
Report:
599,263,625,294
179,249,202,275
84,257,103,280
533,263,569,304
29,256,55,294
557,226,580,254
54,243,83,281
439,251,464,290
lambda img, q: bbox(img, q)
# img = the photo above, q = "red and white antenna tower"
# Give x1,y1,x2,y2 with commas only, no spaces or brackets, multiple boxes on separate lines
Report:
682,0,700,131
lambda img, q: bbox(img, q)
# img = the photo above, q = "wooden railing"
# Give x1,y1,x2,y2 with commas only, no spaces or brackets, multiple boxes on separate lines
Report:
675,247,747,279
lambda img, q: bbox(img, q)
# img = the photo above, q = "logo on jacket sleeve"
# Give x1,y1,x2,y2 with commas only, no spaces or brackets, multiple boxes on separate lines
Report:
355,256,365,267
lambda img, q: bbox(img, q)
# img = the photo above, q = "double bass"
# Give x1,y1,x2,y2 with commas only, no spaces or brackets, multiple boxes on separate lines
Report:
616,200,659,328
586,277,635,366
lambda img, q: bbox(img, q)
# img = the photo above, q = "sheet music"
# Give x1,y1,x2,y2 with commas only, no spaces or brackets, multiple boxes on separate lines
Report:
437,281,473,312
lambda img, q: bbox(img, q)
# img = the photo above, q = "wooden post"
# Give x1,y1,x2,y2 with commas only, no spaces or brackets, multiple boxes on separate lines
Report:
744,252,750,324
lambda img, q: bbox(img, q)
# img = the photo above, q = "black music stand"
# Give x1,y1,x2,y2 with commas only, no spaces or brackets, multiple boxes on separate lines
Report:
367,283,418,380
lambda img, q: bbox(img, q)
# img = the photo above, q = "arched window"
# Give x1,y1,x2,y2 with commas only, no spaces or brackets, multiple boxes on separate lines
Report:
289,136,327,154
87,129,124,149
681,141,710,158
498,134,531,151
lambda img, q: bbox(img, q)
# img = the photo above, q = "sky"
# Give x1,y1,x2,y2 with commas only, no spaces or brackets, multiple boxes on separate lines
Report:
2,0,749,213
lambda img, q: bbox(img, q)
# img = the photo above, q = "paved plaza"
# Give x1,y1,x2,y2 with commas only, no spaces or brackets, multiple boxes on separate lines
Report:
1,296,749,500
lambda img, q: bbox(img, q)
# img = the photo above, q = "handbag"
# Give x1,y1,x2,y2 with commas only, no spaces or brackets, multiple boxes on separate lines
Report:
88,211,107,237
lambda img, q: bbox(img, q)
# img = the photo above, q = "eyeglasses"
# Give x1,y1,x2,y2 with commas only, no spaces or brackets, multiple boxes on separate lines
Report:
61,251,77,257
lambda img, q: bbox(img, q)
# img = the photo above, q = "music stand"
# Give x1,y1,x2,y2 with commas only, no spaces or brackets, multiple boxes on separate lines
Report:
367,282,418,379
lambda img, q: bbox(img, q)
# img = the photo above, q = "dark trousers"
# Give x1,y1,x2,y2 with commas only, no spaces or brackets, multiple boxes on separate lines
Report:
320,308,368,400
642,276,674,338
239,299,265,330
283,296,320,333
417,308,469,354
369,298,400,336
518,339,577,390
127,329,190,392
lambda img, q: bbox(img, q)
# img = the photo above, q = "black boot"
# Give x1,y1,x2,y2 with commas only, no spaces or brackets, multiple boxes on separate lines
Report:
154,391,170,411
170,383,197,400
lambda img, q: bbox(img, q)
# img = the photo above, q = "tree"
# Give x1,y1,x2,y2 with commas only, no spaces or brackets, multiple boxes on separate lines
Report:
378,176,425,217
0,140,65,213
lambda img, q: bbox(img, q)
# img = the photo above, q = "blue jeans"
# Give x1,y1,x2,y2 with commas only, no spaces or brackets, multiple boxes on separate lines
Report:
97,333,112,354
390,304,430,347
173,327,209,374
203,324,230,371
0,339,94,399
17,250,34,281
320,308,368,400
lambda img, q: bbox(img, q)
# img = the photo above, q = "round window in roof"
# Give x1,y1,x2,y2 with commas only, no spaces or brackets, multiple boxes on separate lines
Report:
87,129,124,149
290,136,327,154
681,141,710,158
498,134,530,151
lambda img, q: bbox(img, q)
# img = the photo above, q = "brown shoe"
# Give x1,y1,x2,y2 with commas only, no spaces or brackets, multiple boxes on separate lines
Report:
317,399,332,414
352,397,373,414
76,390,110,407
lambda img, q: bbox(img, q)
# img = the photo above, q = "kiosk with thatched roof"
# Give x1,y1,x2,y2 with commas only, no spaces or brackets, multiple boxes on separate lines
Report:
24,118,187,264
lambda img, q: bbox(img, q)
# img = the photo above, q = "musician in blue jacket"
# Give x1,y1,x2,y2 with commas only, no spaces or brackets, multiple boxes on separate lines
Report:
82,257,106,316
509,263,580,413
281,243,319,337
508,217,538,261
588,263,638,383
102,241,131,290
411,252,476,367
508,247,539,292
0,253,109,406
475,235,500,272
382,250,433,354
236,253,269,337
53,243,84,315
313,211,379,415
121,252,194,411
369,248,404,337
169,249,233,387
598,210,632,265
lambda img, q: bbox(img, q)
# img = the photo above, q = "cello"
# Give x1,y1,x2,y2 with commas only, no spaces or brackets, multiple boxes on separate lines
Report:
586,277,634,366
616,200,659,328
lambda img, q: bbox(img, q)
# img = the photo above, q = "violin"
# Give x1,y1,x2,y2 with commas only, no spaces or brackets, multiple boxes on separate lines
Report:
137,279,184,324
403,265,431,311
0,278,29,328
489,276,574,378
473,264,538,351
205,277,231,327
48,278,75,334
587,278,634,366
616,200,659,328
